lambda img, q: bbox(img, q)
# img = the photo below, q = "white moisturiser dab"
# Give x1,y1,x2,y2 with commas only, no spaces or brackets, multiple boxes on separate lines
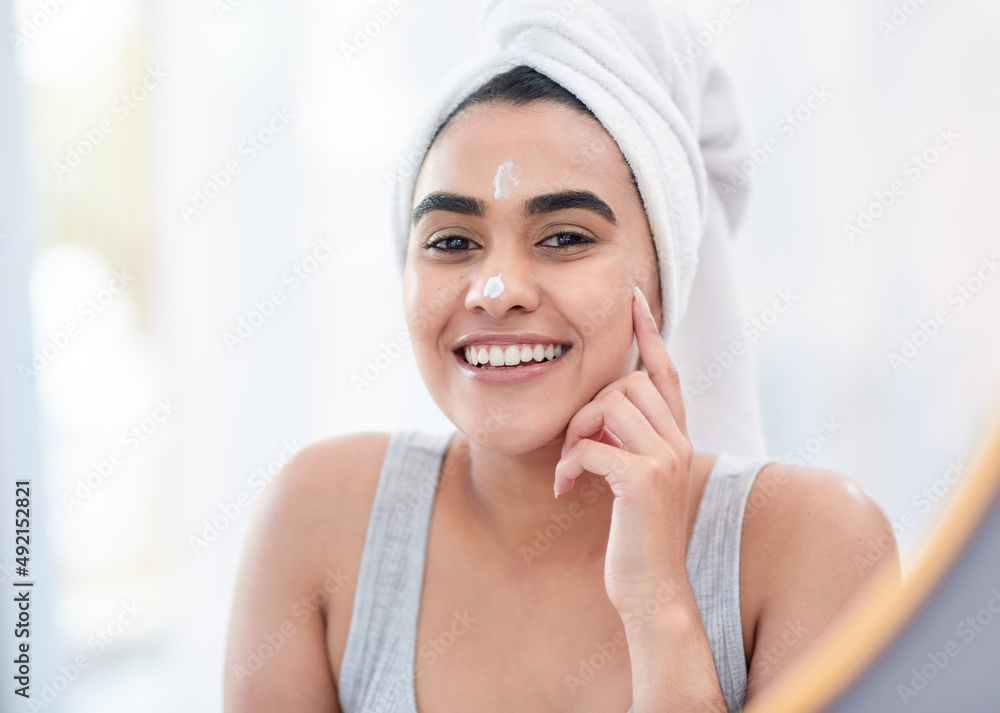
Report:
492,159,523,199
484,273,505,299
845,482,867,503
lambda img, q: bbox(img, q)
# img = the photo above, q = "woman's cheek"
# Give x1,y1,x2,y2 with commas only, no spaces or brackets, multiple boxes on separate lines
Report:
403,267,437,335
561,266,621,335
602,277,640,373
583,296,637,376
408,307,440,372
409,309,429,334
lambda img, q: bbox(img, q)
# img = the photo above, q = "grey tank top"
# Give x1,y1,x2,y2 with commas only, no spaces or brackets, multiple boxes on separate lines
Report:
338,430,777,713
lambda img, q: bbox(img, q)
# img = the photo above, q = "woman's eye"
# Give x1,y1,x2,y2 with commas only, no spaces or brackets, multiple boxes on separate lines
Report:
422,232,594,252
540,232,595,249
423,235,478,252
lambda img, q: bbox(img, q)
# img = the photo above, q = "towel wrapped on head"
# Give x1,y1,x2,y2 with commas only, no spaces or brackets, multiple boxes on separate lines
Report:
390,0,767,460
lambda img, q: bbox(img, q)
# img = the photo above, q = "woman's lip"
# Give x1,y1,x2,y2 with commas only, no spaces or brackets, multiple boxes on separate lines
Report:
454,346,572,383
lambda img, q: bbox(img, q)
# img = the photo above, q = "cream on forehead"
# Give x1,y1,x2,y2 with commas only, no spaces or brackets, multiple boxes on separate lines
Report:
492,160,523,199
484,273,505,298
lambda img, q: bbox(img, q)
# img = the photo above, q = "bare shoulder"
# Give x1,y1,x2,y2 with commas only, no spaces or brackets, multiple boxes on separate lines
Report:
265,431,393,530
224,431,393,712
277,430,392,498
739,462,902,700
742,462,897,581
240,431,393,562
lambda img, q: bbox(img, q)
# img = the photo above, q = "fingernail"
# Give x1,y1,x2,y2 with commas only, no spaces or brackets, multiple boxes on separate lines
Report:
633,285,652,317
554,482,560,499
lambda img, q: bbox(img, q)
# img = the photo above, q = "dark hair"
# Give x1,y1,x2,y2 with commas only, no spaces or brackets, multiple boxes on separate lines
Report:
430,65,597,146
459,65,593,118
429,65,640,196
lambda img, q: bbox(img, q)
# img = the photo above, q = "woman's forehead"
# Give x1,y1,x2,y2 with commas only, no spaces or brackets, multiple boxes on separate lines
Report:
415,102,634,202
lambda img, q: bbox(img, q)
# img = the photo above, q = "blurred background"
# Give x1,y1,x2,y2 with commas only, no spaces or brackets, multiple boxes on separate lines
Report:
1,0,998,710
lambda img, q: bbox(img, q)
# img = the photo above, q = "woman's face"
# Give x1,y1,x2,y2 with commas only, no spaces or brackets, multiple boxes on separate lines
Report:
403,100,663,454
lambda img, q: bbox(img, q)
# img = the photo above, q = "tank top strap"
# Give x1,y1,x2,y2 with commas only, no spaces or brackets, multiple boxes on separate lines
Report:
338,429,454,713
684,451,779,713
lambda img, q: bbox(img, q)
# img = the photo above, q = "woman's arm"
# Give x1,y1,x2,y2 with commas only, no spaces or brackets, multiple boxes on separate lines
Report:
223,443,346,713
617,464,901,712
620,579,731,712
740,464,903,703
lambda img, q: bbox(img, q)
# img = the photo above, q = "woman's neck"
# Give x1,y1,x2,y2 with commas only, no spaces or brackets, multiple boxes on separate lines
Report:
442,432,715,573
448,432,618,570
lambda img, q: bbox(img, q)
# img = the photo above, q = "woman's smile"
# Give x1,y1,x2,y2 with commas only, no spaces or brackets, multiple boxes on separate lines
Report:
453,342,574,384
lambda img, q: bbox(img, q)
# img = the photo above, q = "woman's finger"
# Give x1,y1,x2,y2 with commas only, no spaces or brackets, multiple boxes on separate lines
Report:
555,436,640,497
565,371,685,459
555,390,667,496
632,285,689,439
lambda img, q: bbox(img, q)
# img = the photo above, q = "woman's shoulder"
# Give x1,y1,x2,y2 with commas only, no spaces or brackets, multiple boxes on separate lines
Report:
271,431,394,517
739,460,900,640
245,431,395,565
279,431,394,494
225,431,398,707
693,455,895,592
742,461,893,552
736,461,902,695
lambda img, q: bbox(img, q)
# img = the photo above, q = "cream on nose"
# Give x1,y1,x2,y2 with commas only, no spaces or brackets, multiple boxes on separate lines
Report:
483,272,505,299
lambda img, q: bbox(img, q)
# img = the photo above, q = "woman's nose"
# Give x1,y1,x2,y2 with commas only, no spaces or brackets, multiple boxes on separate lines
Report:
465,253,540,317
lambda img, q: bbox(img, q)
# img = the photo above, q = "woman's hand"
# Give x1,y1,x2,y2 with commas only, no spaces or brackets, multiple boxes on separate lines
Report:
554,286,731,711
553,285,694,616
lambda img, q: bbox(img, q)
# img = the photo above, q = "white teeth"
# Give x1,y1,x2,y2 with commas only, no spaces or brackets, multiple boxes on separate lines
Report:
461,342,571,368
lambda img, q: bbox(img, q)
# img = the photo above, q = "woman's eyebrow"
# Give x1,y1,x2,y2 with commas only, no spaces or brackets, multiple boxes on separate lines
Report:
411,192,485,225
524,190,618,225
411,189,618,226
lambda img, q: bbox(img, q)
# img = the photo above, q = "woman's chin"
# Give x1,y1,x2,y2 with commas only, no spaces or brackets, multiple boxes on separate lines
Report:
460,420,567,456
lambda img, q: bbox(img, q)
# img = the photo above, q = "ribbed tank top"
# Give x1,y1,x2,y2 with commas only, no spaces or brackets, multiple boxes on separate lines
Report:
338,430,777,713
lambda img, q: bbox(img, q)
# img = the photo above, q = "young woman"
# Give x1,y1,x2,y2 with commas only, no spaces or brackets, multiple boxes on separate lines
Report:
223,62,901,712
225,0,899,713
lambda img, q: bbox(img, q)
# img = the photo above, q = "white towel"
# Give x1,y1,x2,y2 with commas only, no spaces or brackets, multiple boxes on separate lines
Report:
389,0,767,459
